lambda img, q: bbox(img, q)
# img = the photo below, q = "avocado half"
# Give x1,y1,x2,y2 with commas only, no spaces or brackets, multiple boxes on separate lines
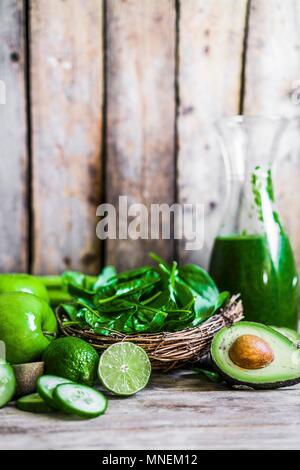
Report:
211,322,300,390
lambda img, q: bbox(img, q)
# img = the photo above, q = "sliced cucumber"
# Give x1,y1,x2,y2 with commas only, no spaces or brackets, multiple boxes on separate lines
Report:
53,383,108,418
16,393,53,413
0,363,16,408
37,375,74,408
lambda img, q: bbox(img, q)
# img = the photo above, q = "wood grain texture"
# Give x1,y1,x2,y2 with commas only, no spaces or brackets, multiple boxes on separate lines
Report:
0,0,28,272
1,370,300,450
243,0,300,269
105,0,176,270
30,0,103,275
177,0,248,267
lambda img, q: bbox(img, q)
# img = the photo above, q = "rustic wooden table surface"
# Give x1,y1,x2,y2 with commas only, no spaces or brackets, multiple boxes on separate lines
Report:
1,370,299,450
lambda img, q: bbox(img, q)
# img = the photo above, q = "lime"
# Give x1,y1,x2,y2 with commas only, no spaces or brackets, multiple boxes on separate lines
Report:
43,337,99,386
53,383,108,418
98,342,151,396
16,393,53,413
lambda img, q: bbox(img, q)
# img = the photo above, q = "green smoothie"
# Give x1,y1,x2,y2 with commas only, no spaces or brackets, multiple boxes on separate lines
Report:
209,233,298,328
209,168,299,328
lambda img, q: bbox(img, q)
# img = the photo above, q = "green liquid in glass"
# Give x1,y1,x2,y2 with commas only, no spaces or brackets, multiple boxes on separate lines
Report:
209,232,298,328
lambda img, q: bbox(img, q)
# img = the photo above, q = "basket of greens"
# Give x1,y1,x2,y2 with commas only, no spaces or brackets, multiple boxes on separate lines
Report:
54,253,243,370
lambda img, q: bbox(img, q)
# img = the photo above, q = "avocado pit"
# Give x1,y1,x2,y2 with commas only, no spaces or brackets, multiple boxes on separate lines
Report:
229,334,274,370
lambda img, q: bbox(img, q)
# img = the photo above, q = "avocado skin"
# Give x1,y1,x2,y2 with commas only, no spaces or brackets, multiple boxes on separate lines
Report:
211,357,300,390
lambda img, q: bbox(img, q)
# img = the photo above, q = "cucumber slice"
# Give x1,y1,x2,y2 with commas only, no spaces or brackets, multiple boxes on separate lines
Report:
16,393,53,413
37,375,74,408
53,383,108,418
0,363,16,408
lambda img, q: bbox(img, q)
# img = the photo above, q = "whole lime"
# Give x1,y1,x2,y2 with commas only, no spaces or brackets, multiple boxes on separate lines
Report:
43,337,99,386
0,274,49,304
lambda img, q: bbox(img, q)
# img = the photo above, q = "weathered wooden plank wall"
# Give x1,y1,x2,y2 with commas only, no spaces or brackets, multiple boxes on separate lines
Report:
243,0,300,268
0,0,28,272
0,0,300,274
30,0,104,275
177,0,248,266
105,0,176,270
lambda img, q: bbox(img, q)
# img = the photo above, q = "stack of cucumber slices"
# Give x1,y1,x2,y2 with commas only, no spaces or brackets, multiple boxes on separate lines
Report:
13,342,152,419
17,376,108,418
15,375,108,419
16,375,107,418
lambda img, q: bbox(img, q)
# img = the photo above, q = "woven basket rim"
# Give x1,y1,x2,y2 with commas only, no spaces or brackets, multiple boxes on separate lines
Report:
56,295,243,370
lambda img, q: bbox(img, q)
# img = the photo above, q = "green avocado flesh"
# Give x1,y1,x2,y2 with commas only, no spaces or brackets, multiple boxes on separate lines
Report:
211,322,300,389
270,326,300,344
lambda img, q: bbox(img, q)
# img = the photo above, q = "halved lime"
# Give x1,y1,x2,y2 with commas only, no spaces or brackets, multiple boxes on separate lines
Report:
98,342,151,396
16,393,53,413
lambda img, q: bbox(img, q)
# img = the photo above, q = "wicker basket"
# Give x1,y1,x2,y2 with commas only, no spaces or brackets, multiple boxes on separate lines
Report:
56,295,243,371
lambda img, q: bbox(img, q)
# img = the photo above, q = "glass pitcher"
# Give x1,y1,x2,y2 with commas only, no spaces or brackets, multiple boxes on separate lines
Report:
209,116,299,329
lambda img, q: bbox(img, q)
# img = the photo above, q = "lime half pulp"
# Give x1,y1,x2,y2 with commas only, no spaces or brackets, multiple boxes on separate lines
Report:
98,342,151,396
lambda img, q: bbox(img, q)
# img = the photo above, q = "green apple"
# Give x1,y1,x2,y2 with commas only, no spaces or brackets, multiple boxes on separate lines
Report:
0,274,50,303
0,292,57,365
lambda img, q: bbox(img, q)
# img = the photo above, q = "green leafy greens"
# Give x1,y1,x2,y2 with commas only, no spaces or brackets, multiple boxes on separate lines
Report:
59,253,229,335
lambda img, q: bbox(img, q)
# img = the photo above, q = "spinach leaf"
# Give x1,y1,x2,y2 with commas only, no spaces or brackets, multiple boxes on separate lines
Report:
178,264,219,305
62,271,87,289
212,291,230,313
60,303,80,322
93,266,117,290
60,253,231,335
177,264,221,324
